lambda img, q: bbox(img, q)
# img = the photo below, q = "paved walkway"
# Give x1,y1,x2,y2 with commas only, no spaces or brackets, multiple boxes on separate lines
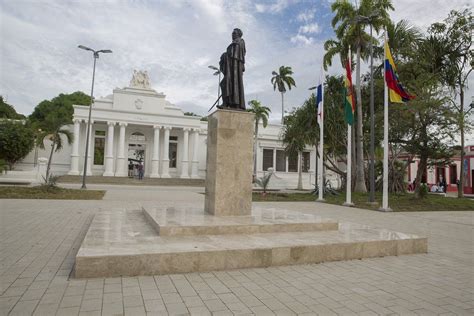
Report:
0,186,473,315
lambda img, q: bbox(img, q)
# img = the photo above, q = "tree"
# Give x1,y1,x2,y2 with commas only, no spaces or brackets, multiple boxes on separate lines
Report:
29,91,90,124
247,100,271,179
388,32,458,198
271,66,296,124
280,109,306,190
0,121,35,169
0,96,25,119
37,112,73,182
325,0,394,193
428,9,473,197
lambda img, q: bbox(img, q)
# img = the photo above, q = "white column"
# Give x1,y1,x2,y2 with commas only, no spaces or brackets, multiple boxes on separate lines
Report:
180,128,190,178
150,125,161,178
103,121,115,176
161,126,171,178
68,119,81,175
191,128,200,178
86,120,94,176
115,122,128,176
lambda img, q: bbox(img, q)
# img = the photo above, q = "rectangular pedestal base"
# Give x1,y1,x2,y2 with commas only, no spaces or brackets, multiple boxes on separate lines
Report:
75,208,427,278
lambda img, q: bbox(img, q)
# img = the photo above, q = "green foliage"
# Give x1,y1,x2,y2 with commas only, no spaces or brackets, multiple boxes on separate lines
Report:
0,96,25,119
40,174,60,192
29,91,90,126
324,0,394,70
184,112,201,117
0,159,8,173
247,100,271,128
37,111,74,182
0,121,35,169
271,66,296,93
418,183,429,199
254,170,274,194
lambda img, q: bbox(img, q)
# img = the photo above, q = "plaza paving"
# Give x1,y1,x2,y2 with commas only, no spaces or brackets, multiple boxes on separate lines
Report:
0,185,473,315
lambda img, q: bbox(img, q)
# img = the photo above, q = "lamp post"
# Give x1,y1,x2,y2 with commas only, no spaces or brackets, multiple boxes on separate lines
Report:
78,45,112,189
354,12,379,203
309,86,319,199
208,65,221,106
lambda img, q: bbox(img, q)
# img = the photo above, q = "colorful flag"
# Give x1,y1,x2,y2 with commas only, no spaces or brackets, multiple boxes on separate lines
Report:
344,57,355,125
316,84,323,126
384,42,414,103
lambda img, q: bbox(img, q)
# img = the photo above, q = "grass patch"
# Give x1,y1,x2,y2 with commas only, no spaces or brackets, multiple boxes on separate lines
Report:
0,186,105,200
253,192,474,212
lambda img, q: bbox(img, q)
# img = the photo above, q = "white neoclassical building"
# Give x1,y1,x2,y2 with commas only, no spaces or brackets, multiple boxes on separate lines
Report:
16,71,327,189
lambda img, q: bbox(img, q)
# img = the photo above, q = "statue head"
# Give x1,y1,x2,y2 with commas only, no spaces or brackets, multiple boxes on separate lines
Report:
232,28,243,40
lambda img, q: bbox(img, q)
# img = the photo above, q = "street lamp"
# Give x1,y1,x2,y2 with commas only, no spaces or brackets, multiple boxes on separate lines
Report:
353,12,379,203
309,86,319,198
78,45,112,189
208,65,221,106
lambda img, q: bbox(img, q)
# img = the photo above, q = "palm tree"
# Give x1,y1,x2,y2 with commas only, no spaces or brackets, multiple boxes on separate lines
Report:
247,100,271,179
324,0,393,193
271,66,296,124
38,114,73,182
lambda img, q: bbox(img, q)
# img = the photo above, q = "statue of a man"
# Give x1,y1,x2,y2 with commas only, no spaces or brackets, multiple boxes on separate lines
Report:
219,28,246,110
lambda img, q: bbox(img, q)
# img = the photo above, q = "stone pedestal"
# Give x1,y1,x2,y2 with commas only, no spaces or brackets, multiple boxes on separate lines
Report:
204,110,254,216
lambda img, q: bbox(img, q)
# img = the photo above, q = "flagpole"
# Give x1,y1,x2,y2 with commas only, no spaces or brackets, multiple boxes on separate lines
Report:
318,71,325,201
344,49,354,207
380,29,392,212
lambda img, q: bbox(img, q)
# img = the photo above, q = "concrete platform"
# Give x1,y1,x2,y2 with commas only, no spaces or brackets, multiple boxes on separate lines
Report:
75,207,427,278
143,205,339,236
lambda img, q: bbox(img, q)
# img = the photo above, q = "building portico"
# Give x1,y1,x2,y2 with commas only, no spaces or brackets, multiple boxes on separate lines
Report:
68,72,205,179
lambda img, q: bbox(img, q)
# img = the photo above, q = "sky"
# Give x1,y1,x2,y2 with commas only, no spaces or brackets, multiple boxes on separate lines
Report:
1,0,472,131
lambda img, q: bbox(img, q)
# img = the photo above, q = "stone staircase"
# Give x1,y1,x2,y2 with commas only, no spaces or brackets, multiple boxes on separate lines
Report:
58,175,205,187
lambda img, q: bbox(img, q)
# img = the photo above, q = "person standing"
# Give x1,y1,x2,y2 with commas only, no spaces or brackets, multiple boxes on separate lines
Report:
128,161,134,177
138,162,144,180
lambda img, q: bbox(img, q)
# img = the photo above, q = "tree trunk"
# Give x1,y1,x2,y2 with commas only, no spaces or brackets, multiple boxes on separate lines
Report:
281,92,284,124
414,156,427,198
297,151,303,190
253,120,258,178
458,86,465,198
354,45,367,193
46,140,55,183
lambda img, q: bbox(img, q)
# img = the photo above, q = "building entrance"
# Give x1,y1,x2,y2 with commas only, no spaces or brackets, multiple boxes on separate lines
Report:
128,132,146,178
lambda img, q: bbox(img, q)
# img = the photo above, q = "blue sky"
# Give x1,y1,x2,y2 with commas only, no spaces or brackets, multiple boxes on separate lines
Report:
0,0,472,128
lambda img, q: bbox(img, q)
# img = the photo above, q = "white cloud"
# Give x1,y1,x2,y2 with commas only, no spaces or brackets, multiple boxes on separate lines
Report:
296,9,316,22
290,34,314,45
255,0,293,14
298,23,320,34
0,0,472,128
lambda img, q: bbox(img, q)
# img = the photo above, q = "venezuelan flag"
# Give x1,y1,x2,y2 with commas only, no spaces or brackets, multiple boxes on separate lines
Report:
385,42,414,103
344,58,356,125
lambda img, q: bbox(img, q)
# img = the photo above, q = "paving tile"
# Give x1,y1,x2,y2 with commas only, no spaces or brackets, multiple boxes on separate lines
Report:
9,299,39,315
0,197,472,316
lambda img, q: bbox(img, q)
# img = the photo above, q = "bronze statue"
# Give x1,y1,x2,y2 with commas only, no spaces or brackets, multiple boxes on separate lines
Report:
218,28,246,110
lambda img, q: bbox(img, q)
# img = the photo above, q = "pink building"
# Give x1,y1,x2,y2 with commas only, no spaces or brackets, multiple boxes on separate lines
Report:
403,145,474,194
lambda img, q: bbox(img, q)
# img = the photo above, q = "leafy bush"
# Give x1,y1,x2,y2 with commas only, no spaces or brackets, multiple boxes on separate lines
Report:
0,120,35,169
418,183,429,199
255,169,274,194
40,174,60,192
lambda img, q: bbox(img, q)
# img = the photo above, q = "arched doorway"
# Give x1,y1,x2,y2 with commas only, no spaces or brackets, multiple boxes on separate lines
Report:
128,132,146,178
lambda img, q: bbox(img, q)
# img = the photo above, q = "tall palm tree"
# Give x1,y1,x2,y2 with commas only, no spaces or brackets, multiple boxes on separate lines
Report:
38,114,73,182
271,66,296,124
247,100,271,179
324,0,393,193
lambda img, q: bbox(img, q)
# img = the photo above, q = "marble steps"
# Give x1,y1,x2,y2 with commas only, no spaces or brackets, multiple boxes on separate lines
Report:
142,207,339,236
74,208,427,278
